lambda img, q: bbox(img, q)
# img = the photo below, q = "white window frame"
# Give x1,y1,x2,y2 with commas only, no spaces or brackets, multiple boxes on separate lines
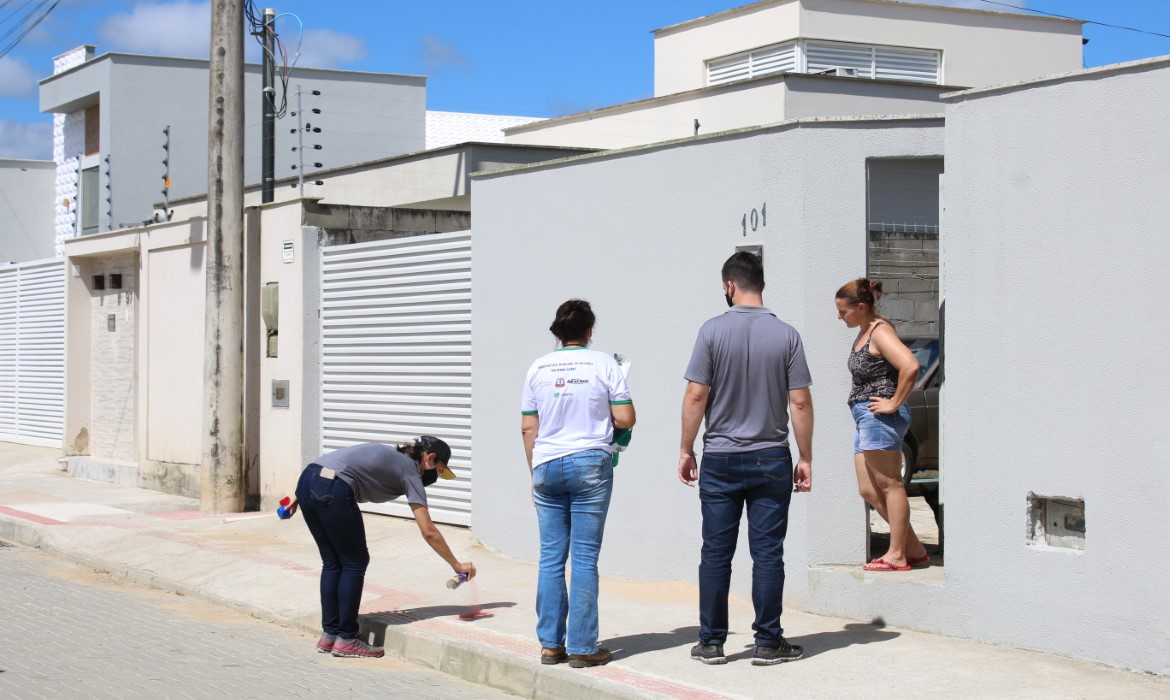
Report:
706,38,940,87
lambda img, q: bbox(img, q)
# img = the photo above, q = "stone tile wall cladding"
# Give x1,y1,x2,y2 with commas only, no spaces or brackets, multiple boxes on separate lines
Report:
867,230,939,336
90,254,136,462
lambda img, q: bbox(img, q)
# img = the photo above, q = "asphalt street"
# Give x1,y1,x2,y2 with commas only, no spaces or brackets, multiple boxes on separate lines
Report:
0,543,511,699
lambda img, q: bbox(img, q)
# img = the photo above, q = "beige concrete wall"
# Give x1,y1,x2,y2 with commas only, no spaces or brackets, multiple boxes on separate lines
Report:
136,218,207,495
507,81,788,150
800,0,1081,87
506,75,945,150
654,0,800,96
653,0,1082,95
142,222,206,466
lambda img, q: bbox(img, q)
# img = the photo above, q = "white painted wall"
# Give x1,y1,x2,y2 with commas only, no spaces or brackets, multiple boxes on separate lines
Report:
938,57,1170,674
653,0,1082,95
257,201,312,507
472,116,944,610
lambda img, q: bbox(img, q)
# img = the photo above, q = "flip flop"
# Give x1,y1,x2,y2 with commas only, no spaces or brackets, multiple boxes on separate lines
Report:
907,553,931,567
864,558,911,572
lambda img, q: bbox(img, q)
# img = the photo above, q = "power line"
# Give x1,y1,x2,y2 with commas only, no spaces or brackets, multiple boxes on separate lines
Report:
976,0,1170,40
0,0,59,60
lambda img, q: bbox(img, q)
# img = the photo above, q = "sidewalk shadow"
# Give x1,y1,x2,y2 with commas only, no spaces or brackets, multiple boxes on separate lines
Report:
362,602,517,641
603,626,701,660
724,621,901,662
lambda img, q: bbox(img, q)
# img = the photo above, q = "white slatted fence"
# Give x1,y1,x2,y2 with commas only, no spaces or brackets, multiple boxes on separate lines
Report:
0,259,65,446
320,232,472,526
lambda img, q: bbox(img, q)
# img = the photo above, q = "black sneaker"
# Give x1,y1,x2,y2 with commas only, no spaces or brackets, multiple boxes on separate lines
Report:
690,643,726,665
752,638,804,665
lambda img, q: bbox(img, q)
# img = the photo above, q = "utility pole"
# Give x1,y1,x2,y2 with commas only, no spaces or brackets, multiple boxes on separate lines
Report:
202,0,246,513
260,7,275,204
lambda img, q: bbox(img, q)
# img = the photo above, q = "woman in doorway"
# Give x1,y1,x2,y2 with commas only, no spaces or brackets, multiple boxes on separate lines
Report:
283,436,476,657
835,279,928,572
521,299,635,668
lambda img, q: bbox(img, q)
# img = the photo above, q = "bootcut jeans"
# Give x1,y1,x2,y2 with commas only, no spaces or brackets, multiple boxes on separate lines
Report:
532,449,614,656
698,446,793,648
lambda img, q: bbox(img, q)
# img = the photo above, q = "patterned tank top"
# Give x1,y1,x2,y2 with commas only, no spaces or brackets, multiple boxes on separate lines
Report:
847,322,898,405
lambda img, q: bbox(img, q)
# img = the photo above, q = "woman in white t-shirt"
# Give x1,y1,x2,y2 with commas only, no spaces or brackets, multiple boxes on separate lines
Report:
521,299,635,668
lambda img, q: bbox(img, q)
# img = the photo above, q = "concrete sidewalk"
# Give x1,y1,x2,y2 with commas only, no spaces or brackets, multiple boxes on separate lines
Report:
0,442,1165,700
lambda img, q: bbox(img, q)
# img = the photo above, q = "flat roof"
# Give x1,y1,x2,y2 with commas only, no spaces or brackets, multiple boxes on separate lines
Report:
40,50,426,86
505,71,959,135
652,0,1082,35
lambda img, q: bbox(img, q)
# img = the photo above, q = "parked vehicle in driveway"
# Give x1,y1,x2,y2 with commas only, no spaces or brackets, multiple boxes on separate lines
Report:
902,336,942,540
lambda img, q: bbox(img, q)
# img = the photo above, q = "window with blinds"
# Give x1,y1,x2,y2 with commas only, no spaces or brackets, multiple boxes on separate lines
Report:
707,39,939,87
707,41,797,86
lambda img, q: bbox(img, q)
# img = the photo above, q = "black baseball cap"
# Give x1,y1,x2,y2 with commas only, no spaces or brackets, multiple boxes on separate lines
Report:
417,436,454,480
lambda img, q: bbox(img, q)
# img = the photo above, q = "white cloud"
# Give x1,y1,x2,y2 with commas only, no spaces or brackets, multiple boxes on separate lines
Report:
0,120,53,159
99,1,211,59
296,28,367,69
418,32,468,74
0,57,38,99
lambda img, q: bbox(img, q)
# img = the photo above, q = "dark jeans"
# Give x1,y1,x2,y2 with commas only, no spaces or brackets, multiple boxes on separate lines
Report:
296,464,370,640
698,447,793,648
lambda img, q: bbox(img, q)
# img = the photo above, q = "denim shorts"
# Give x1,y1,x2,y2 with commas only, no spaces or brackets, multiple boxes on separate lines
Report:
851,402,910,454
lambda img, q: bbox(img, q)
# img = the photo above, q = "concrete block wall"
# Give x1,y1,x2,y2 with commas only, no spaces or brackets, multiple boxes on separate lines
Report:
868,230,939,335
89,254,136,462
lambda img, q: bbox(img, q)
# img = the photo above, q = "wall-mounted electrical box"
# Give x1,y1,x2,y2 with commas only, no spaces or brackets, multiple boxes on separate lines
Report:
262,282,278,357
272,379,289,408
1027,494,1085,550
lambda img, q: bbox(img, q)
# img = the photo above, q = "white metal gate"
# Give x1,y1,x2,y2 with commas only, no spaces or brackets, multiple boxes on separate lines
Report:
0,259,65,447
320,231,472,526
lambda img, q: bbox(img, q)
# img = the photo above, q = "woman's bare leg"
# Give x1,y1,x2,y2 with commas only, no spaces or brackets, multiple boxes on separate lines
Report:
862,449,926,564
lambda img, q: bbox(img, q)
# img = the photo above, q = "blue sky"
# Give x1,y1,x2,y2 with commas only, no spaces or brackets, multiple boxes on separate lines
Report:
1,0,1168,159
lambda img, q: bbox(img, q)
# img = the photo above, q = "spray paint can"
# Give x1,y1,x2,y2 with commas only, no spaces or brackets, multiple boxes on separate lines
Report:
446,572,469,590
276,496,293,519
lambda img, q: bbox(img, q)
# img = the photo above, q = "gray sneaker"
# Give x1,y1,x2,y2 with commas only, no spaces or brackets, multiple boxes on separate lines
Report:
316,633,337,654
690,643,726,665
331,636,385,658
751,638,804,665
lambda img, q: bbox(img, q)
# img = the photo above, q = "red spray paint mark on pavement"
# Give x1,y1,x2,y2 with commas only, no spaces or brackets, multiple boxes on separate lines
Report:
0,505,65,525
453,579,491,621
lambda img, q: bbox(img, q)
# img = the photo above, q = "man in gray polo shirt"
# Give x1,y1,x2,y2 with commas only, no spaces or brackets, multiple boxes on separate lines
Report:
679,251,814,667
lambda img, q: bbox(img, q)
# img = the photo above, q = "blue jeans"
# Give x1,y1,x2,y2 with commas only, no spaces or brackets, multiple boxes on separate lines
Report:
532,449,614,655
296,464,370,640
698,447,793,648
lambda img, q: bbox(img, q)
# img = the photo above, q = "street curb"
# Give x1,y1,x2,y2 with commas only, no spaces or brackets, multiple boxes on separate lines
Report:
0,514,679,700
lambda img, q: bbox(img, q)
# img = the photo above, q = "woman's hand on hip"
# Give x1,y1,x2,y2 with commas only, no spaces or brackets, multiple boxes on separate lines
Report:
867,397,900,415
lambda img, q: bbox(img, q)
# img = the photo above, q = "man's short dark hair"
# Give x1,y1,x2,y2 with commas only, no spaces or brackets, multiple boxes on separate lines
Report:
721,251,764,293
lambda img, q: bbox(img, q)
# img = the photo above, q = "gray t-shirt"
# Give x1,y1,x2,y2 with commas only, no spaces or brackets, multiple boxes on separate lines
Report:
314,443,428,506
684,305,812,453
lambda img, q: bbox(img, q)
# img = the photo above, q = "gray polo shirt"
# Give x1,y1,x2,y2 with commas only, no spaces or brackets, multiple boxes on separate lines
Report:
314,443,428,506
684,305,812,453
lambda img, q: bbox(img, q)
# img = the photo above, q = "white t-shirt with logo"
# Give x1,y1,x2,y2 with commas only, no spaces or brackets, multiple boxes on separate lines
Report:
521,347,632,467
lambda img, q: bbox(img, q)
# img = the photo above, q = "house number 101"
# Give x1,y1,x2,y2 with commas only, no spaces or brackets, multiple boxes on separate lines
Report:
741,203,766,236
